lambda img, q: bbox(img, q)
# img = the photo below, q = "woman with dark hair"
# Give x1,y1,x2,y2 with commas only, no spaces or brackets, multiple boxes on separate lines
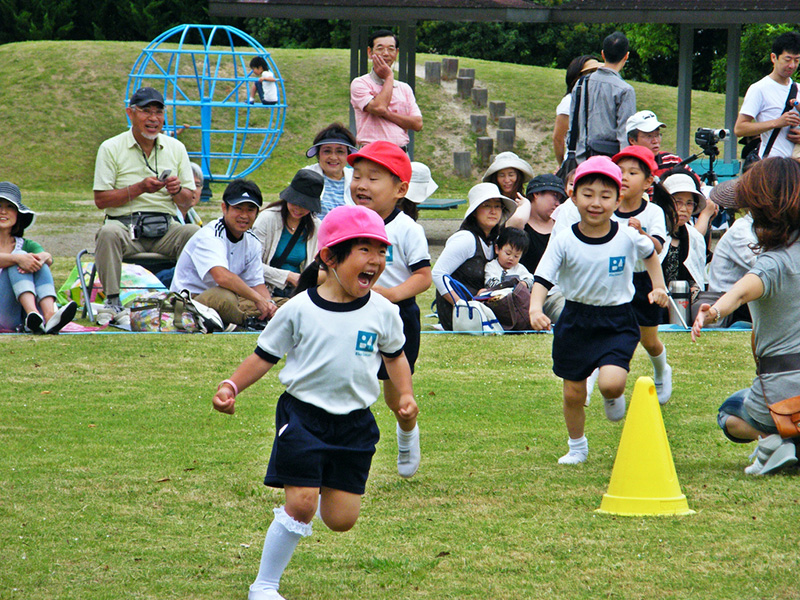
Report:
693,157,800,475
303,122,358,217
553,55,602,164
252,170,323,299
481,151,535,204
431,183,516,330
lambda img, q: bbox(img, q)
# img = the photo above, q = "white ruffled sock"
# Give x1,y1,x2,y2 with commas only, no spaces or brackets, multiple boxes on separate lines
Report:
249,506,313,598
558,435,588,465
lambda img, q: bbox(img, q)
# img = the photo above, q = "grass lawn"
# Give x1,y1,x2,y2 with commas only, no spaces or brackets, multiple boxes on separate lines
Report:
2,308,796,599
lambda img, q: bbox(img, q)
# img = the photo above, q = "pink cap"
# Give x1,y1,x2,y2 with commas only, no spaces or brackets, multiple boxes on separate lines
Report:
574,156,622,191
317,205,390,253
347,141,412,183
612,145,659,175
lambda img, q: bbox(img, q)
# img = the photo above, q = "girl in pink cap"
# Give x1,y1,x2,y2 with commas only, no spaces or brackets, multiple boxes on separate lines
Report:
213,205,418,600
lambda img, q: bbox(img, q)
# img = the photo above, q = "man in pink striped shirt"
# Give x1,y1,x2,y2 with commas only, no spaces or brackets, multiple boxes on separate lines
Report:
350,29,423,150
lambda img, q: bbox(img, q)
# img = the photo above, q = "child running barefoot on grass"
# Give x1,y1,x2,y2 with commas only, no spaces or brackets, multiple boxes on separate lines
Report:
349,141,429,478
611,145,677,405
213,205,418,600
529,157,668,465
0,182,77,334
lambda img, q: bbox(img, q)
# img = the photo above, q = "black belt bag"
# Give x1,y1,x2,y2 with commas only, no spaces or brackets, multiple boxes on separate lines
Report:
110,212,171,239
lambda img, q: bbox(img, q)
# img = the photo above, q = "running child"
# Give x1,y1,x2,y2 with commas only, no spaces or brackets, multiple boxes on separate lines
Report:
611,145,677,405
529,156,668,465
349,141,429,478
213,205,418,600
0,181,77,334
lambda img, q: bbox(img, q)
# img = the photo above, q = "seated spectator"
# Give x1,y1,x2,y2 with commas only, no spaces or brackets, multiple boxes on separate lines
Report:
693,157,800,475
507,174,565,273
252,170,323,301
177,163,204,226
303,123,358,217
432,183,515,330
660,171,708,302
399,161,438,221
484,227,534,290
482,152,534,203
0,182,77,334
170,179,276,329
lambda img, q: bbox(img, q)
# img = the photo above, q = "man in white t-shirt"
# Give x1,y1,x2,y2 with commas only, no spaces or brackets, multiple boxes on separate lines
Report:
171,179,277,328
734,31,800,159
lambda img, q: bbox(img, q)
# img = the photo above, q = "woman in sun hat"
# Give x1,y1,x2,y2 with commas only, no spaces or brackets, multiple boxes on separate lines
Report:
252,169,323,300
302,122,358,217
396,160,438,221
0,181,77,334
482,151,535,204
432,182,516,330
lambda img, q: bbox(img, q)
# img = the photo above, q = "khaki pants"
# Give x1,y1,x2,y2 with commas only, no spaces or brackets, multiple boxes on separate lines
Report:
193,287,261,326
95,219,199,296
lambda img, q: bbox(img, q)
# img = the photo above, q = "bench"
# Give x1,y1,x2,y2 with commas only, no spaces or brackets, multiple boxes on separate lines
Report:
418,198,466,210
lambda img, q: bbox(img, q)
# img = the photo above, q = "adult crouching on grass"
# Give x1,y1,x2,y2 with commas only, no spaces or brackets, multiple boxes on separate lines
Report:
693,157,800,476
432,183,515,330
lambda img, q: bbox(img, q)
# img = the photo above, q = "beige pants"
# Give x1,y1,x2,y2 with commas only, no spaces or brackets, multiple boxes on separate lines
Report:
193,287,261,326
94,219,199,296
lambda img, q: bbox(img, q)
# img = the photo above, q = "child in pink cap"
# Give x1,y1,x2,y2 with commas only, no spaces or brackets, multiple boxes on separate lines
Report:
213,205,418,600
529,156,668,465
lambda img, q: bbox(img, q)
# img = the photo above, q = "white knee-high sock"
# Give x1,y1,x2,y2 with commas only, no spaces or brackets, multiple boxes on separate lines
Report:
250,506,313,595
649,347,668,380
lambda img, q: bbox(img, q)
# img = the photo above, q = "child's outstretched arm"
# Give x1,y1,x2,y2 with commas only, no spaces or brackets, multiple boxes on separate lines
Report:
643,253,669,308
382,352,418,422
529,281,552,330
213,353,275,414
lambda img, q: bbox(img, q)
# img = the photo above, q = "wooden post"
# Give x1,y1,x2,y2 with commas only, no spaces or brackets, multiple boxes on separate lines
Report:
458,68,476,79
476,137,494,167
442,58,459,81
489,101,506,121
498,116,516,135
496,129,515,153
453,151,472,178
424,61,441,84
470,114,487,135
456,76,475,99
471,87,488,108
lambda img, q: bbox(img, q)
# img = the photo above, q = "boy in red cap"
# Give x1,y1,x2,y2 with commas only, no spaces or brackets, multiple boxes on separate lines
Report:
348,140,429,478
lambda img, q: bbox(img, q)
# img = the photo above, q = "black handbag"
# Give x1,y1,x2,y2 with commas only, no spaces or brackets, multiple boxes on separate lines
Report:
134,213,171,239
556,76,585,180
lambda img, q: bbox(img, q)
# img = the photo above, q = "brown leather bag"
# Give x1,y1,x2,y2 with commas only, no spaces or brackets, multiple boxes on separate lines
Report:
768,395,800,438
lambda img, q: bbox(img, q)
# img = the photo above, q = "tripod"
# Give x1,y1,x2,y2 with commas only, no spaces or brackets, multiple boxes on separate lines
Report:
673,144,720,186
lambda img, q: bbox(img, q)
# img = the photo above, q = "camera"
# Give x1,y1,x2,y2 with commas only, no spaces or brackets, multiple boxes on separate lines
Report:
695,128,729,152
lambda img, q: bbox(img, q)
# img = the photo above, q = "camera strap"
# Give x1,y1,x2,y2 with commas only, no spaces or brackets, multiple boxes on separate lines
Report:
762,82,798,158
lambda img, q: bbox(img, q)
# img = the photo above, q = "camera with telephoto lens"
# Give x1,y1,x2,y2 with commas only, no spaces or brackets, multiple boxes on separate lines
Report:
695,128,729,153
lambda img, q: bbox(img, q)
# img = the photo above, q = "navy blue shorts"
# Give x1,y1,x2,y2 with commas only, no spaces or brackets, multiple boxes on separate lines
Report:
264,393,380,495
378,298,419,380
552,301,641,382
631,271,662,327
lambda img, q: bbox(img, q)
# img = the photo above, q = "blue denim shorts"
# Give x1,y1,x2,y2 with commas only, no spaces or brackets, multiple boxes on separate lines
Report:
717,388,778,443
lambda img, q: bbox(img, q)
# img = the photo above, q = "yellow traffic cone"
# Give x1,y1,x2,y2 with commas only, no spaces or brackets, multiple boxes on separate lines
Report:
597,376,694,516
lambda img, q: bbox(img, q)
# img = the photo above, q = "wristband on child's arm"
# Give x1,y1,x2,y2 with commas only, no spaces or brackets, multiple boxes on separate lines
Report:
218,379,239,398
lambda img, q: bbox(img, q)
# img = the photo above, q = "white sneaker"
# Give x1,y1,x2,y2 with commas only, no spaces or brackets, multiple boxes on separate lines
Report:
97,304,130,329
603,395,626,422
558,449,588,465
397,424,421,478
585,368,599,406
248,588,285,600
655,364,673,405
745,434,798,475
45,301,77,334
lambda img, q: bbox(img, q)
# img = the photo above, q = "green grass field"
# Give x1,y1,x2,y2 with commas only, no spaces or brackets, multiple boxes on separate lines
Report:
0,39,787,600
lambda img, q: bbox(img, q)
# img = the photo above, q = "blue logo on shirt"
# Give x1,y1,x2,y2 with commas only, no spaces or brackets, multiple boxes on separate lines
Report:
609,256,625,276
356,331,378,356
386,245,394,264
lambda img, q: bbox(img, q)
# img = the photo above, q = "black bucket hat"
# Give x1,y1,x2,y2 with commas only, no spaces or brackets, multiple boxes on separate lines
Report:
280,170,324,213
526,173,566,200
0,181,35,230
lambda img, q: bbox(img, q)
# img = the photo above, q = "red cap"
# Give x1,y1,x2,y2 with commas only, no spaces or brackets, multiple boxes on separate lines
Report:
347,141,412,183
317,205,390,253
612,145,659,175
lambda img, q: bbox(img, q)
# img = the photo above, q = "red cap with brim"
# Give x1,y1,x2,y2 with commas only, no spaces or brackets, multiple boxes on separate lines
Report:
347,141,412,183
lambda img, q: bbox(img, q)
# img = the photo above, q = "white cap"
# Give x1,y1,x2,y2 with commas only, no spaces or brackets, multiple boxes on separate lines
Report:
626,110,665,134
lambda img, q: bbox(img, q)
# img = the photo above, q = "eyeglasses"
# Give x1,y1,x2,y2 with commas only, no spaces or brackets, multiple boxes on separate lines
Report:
133,107,164,117
372,45,397,53
674,198,696,210
640,130,663,141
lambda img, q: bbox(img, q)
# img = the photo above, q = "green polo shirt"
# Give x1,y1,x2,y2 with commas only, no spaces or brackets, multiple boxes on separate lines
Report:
93,129,195,217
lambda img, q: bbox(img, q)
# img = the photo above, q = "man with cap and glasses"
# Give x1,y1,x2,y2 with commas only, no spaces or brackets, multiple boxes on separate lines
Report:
171,179,276,330
93,87,199,327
